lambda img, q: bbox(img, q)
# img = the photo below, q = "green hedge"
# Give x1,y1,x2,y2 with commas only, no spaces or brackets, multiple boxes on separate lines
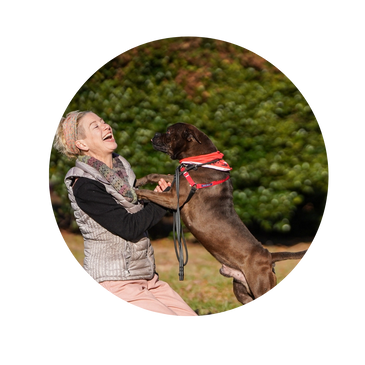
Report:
49,37,328,236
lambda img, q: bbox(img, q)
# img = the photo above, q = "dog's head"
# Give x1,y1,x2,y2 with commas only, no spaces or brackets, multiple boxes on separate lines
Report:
151,123,216,160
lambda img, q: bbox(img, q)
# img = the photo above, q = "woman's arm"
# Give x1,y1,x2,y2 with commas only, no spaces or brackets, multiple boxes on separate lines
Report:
73,178,168,241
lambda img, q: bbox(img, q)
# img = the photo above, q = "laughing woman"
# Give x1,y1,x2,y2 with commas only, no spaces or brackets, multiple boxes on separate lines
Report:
54,110,197,316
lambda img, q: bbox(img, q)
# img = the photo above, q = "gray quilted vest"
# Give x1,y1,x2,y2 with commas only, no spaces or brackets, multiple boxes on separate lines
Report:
64,155,155,282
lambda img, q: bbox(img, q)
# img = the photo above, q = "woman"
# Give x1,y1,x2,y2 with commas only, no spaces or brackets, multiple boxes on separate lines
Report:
54,110,197,316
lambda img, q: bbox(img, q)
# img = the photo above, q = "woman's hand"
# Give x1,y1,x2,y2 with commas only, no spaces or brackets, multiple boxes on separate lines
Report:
154,178,171,192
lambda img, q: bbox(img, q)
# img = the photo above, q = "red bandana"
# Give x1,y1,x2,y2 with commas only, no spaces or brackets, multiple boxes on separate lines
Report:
179,151,232,171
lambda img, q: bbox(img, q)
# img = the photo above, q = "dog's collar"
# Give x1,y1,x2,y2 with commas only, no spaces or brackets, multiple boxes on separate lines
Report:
179,151,232,171
177,150,231,193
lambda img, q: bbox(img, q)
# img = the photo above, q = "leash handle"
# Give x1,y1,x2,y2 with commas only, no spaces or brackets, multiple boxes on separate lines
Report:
173,212,188,280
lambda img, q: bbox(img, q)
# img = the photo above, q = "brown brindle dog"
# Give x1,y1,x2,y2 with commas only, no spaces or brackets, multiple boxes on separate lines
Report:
135,123,307,305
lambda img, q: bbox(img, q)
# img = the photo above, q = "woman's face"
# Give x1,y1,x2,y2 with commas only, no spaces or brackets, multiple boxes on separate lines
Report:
76,112,117,158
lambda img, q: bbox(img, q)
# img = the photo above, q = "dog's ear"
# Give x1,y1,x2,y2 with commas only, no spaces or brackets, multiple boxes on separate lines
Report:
184,128,202,144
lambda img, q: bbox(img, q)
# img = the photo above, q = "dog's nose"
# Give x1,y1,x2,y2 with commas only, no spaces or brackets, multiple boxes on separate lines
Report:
151,132,162,142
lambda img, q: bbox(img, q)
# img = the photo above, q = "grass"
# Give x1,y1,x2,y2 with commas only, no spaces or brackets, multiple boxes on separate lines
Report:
61,230,310,315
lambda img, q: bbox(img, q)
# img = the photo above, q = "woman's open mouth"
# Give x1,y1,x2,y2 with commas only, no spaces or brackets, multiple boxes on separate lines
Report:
102,133,115,142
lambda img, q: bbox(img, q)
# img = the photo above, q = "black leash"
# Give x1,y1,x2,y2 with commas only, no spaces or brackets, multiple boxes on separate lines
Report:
172,164,189,281
171,159,228,281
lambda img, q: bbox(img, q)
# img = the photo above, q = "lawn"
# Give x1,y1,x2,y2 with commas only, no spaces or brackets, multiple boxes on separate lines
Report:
61,230,310,315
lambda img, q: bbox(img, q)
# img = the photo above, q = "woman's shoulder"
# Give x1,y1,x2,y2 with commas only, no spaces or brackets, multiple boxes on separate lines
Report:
73,177,106,194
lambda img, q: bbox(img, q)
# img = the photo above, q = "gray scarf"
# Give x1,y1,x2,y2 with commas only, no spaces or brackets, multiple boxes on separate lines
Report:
78,155,138,203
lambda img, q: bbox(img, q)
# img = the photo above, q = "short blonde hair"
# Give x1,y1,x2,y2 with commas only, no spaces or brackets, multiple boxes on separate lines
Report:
53,110,91,159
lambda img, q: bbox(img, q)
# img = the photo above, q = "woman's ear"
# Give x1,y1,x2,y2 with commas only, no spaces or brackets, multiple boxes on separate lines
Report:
75,139,89,152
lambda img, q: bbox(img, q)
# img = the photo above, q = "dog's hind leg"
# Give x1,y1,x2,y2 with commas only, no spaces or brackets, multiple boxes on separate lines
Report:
233,280,254,305
220,264,248,285
219,265,254,305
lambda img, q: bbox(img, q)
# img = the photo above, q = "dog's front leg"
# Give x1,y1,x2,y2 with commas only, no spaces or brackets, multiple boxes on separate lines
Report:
136,189,178,210
136,182,191,210
135,174,174,188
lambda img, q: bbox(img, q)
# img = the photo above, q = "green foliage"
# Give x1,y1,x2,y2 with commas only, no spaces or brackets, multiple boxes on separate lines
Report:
49,37,328,235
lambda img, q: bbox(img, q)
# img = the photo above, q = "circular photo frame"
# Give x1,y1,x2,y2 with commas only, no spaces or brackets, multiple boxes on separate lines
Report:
49,36,328,315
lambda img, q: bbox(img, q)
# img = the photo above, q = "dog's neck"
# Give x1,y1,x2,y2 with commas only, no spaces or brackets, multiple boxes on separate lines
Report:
179,151,232,171
180,151,222,164
179,134,217,159
178,148,217,160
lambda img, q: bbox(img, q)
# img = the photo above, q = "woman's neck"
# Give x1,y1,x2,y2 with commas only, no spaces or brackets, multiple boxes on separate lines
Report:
83,152,113,168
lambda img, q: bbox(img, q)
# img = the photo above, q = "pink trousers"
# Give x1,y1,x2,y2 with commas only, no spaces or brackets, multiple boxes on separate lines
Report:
100,274,198,316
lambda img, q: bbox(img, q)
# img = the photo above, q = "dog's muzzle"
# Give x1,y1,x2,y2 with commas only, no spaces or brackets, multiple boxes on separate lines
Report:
151,132,169,153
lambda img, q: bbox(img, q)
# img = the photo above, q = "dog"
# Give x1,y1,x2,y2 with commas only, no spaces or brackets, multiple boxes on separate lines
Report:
135,123,307,305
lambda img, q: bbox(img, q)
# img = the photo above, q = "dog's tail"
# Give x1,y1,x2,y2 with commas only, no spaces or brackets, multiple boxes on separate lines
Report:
270,250,307,263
